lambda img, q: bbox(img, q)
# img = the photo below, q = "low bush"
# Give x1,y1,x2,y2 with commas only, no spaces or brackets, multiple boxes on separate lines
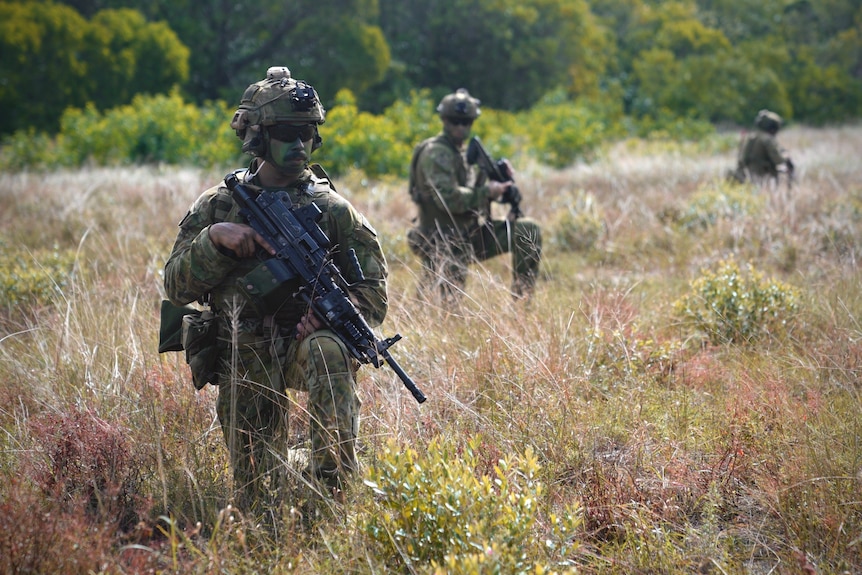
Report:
0,241,78,310
674,258,800,345
363,437,580,573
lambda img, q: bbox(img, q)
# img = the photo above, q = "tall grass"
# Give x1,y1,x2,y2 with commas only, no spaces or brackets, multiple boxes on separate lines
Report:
1,125,860,573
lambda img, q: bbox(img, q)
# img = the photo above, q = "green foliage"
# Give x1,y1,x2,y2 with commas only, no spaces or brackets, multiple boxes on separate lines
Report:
53,91,236,168
0,1,89,134
526,90,623,168
377,0,607,111
583,325,683,390
0,1,188,137
317,89,431,179
0,241,77,309
364,437,581,573
286,16,391,108
85,9,190,108
674,258,800,345
673,179,765,230
551,190,605,252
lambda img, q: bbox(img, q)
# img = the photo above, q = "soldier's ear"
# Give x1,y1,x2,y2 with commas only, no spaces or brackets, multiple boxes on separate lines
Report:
311,127,323,152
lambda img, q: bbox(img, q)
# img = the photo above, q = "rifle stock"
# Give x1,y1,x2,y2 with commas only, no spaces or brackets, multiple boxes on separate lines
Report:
224,171,427,404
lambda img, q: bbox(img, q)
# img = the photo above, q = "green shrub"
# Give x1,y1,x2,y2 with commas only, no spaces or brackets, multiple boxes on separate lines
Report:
551,190,605,252
55,90,237,167
0,91,238,171
674,258,800,345
363,437,580,573
674,179,765,231
1,88,620,175
316,89,419,179
631,108,717,141
527,90,622,167
0,242,78,309
584,326,683,389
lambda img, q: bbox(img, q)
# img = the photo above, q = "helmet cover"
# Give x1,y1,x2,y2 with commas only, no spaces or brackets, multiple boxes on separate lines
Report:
230,66,326,156
437,88,481,120
754,109,782,133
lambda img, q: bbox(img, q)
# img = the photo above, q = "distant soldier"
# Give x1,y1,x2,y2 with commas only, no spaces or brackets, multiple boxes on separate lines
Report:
730,109,795,186
407,89,542,302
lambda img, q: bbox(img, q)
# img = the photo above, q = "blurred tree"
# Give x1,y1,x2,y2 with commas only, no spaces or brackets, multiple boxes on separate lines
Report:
0,1,188,136
779,0,862,123
56,0,391,108
83,9,189,110
376,0,609,111
0,2,89,134
697,0,862,123
597,0,794,124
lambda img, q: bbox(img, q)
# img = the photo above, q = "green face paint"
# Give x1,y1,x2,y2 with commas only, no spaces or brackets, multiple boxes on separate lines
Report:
265,125,315,176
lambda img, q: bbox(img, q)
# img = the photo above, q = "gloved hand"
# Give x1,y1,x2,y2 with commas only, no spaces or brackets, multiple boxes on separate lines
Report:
501,184,521,206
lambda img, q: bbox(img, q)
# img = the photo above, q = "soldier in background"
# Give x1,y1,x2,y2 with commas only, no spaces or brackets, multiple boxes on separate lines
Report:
407,89,542,302
164,67,389,517
730,109,795,186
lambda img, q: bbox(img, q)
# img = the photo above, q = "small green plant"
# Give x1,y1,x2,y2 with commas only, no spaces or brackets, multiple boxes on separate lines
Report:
674,258,800,345
552,190,605,252
584,326,683,388
0,242,77,309
363,437,580,573
674,180,765,231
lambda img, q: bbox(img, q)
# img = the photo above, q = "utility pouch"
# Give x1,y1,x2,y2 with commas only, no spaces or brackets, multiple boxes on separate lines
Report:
237,258,297,314
181,310,219,390
159,299,200,353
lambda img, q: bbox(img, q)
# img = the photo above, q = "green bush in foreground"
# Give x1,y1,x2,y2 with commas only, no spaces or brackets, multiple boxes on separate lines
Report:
674,258,800,345
363,437,580,574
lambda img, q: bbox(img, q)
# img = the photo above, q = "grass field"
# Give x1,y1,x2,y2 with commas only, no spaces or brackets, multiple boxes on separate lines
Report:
1,124,860,574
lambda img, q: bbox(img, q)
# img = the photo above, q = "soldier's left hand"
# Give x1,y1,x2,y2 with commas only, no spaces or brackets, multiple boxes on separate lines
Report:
499,158,515,181
296,309,324,341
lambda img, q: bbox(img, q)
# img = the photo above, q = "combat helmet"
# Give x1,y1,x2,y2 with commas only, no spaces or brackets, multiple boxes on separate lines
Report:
754,109,782,134
437,88,481,120
230,66,326,156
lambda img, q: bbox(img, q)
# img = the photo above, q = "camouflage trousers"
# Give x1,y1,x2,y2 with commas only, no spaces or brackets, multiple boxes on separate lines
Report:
412,217,542,300
215,321,359,511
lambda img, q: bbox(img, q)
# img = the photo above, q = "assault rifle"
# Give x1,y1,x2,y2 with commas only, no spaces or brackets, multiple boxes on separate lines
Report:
466,136,522,219
224,171,427,404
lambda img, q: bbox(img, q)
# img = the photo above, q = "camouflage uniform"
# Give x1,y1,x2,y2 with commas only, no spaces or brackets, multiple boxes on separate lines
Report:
732,109,793,184
409,132,542,299
164,68,388,511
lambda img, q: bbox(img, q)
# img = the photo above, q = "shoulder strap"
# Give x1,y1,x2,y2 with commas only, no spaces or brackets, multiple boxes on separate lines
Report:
409,136,452,202
309,163,336,192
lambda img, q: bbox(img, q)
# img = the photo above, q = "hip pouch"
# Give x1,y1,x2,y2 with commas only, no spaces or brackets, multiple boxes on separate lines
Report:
182,310,219,390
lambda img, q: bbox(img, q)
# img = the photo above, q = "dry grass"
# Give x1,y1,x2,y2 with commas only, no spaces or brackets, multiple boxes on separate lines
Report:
1,125,861,573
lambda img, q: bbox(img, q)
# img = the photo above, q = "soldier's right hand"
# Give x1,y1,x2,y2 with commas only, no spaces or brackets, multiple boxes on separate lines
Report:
208,222,275,258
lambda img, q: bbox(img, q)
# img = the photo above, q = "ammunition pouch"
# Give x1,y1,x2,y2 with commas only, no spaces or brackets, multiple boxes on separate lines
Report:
159,299,220,390
181,310,220,390
237,258,297,315
159,299,198,353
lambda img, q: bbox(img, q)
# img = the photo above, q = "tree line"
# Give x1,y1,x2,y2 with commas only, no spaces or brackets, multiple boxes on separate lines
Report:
2,0,861,140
